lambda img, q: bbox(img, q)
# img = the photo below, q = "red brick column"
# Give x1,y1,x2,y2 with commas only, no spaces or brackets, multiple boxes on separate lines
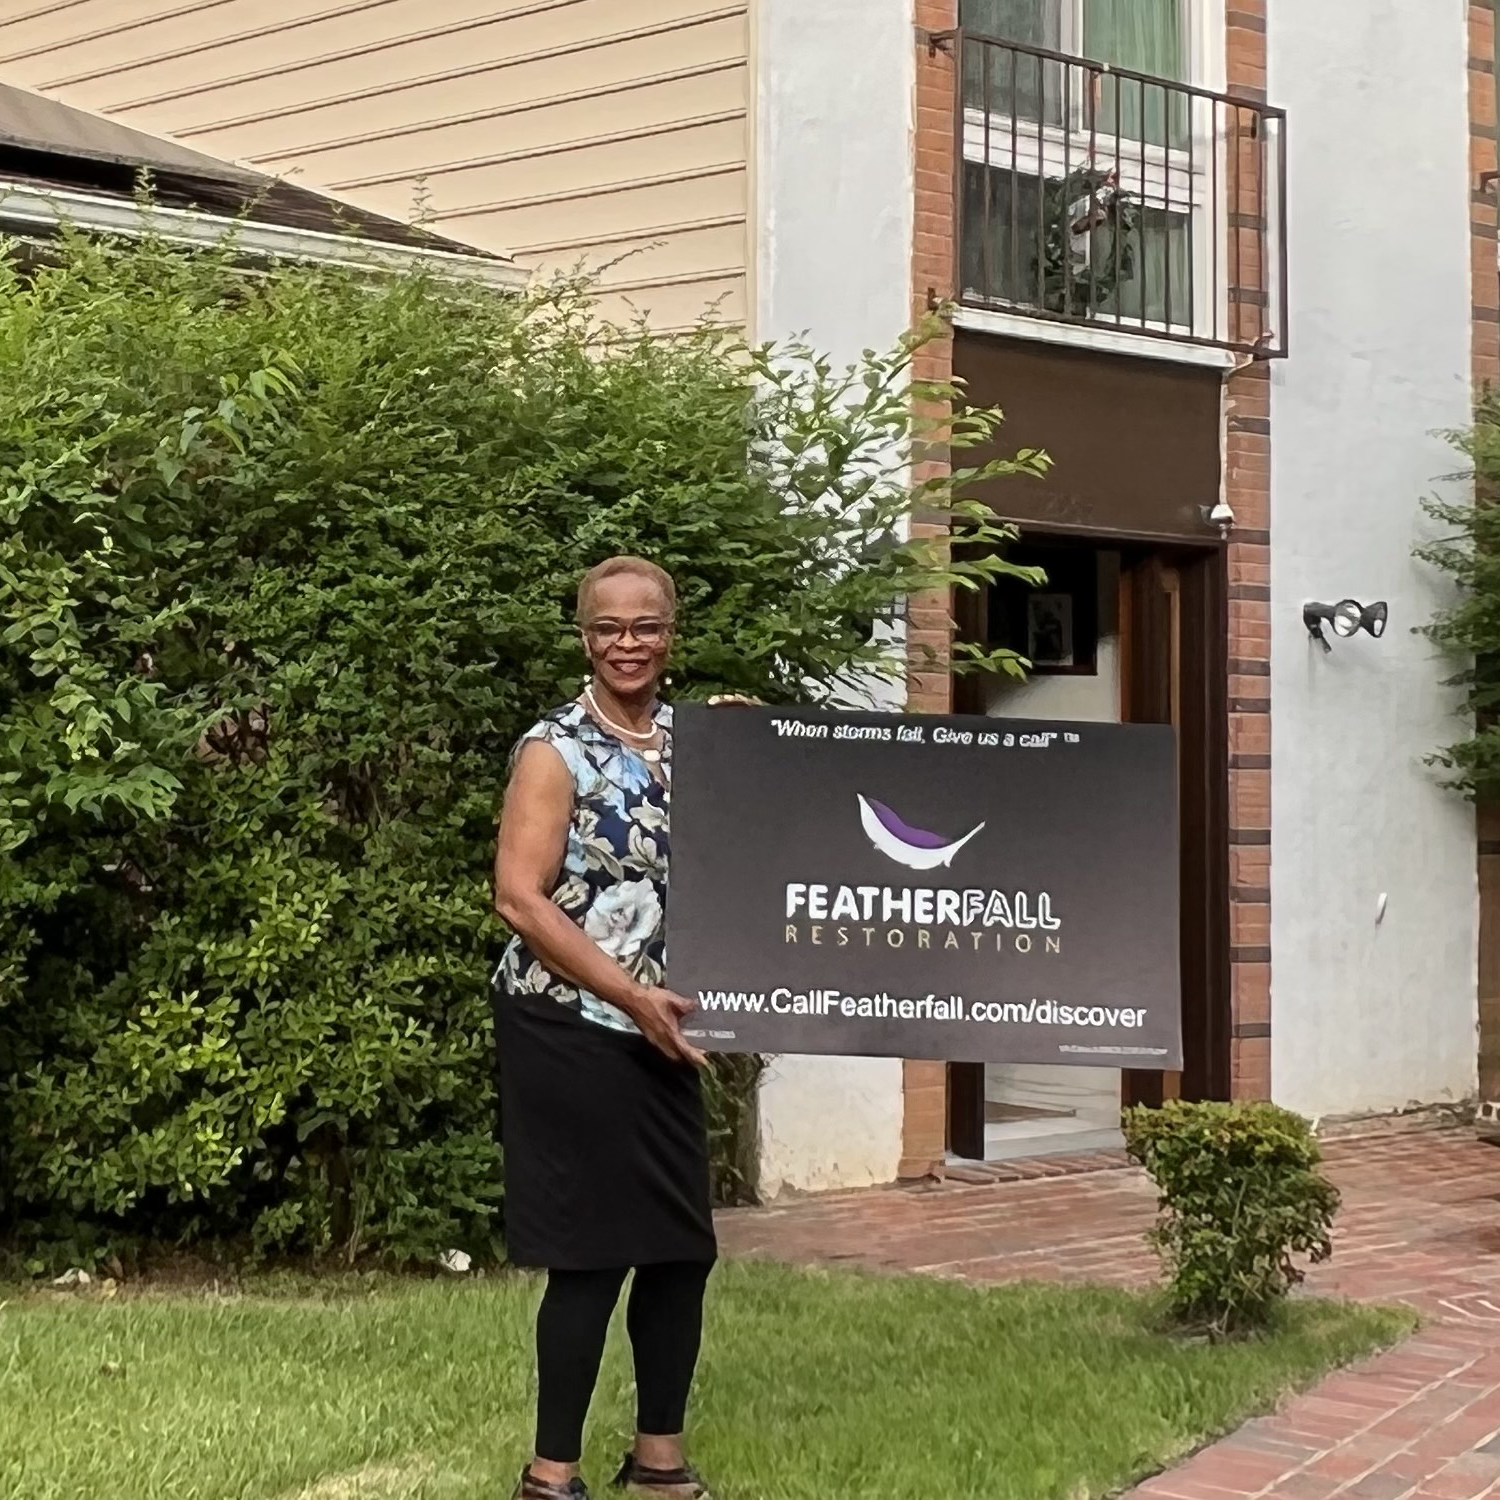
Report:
900,0,961,1178
1470,0,1500,1122
1224,0,1273,1100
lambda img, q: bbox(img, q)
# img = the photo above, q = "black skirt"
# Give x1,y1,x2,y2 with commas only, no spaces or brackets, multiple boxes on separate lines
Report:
493,988,718,1271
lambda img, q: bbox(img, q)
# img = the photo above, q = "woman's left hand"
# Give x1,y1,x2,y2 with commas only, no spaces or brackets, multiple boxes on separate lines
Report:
707,694,761,707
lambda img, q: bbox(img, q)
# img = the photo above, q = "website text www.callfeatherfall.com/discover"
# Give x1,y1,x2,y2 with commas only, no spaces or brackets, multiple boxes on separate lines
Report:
686,990,1166,1051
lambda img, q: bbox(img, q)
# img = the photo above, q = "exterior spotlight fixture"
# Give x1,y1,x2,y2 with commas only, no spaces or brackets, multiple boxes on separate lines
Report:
1200,500,1235,540
1303,599,1388,653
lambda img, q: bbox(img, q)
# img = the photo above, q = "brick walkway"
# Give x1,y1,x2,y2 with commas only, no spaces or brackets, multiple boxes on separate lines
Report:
718,1125,1500,1500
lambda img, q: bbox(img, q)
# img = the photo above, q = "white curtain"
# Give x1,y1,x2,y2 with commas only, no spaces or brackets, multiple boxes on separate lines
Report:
961,0,1064,124
1095,208,1192,329
1085,0,1189,324
961,0,1061,49
1084,0,1187,147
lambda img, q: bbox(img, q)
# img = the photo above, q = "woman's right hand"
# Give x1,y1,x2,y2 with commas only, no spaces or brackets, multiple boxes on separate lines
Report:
629,986,708,1069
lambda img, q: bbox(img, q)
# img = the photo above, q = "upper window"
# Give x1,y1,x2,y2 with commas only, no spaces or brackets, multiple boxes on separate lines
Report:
957,0,1200,332
962,0,1192,150
954,0,1287,354
961,0,1187,84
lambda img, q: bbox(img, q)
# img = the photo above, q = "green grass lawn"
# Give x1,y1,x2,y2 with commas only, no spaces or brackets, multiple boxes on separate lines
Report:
0,1261,1411,1500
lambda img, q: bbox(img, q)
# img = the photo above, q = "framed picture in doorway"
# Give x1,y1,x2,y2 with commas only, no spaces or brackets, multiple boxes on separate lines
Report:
981,545,1099,677
1026,592,1075,669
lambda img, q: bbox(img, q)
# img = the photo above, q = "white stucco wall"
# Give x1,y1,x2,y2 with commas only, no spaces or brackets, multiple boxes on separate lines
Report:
1268,0,1477,1116
750,0,915,1197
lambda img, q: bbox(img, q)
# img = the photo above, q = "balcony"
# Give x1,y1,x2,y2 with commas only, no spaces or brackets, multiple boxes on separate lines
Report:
948,30,1287,359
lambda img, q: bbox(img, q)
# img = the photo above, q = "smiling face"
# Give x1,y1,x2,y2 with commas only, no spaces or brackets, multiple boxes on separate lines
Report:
580,571,675,703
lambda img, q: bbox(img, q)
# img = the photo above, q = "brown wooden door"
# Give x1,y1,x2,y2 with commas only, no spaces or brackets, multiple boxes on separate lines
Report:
1120,550,1230,1107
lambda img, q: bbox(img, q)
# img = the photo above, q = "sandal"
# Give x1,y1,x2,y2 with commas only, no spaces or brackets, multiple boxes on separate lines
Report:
609,1453,712,1499
513,1468,590,1499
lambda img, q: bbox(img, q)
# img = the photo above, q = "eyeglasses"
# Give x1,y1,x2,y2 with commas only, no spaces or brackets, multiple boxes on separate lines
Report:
582,618,675,647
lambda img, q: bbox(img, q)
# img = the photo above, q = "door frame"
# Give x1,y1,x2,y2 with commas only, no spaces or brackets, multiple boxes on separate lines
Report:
1119,544,1232,1108
946,536,1230,1161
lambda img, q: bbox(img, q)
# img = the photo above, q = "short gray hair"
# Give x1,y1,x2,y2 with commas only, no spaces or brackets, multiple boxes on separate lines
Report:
576,556,677,620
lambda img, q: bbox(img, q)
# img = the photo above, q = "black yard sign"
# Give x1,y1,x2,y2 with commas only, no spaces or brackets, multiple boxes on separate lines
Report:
666,703,1182,1068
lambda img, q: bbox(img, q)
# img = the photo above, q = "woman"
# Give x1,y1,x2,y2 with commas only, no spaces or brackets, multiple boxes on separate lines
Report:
493,556,734,1500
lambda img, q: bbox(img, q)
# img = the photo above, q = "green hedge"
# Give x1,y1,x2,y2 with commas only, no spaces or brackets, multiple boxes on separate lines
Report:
0,233,1042,1267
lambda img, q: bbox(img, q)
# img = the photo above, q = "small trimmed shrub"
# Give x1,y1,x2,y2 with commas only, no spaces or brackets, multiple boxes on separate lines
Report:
1123,1100,1341,1336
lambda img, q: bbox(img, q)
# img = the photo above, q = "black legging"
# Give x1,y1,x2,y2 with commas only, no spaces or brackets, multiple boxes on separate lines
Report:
534,1261,713,1465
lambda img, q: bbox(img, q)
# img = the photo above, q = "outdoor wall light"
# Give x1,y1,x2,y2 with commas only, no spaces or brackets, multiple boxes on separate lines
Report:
1303,599,1388,653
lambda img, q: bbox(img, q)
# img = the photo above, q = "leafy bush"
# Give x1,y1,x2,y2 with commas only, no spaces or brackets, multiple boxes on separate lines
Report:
0,231,1044,1265
1418,398,1500,795
1123,1101,1341,1336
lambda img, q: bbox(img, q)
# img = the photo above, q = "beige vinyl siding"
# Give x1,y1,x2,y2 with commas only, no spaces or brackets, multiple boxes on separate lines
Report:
0,0,751,331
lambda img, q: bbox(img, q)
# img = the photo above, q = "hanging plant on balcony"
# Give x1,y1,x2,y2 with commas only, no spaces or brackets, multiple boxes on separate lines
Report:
1033,167,1142,318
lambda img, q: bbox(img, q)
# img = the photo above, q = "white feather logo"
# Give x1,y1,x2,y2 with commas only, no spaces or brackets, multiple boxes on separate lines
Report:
857,794,986,871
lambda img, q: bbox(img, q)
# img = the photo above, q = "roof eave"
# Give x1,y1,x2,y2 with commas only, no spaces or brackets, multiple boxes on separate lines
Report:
0,178,528,293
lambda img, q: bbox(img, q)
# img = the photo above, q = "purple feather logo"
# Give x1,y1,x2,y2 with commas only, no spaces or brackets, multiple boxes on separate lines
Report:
857,795,986,871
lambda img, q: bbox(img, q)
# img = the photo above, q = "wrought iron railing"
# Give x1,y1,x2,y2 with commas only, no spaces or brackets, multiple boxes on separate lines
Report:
949,31,1287,357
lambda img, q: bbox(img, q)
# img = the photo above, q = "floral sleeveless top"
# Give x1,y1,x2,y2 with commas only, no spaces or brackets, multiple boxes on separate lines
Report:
495,700,671,1033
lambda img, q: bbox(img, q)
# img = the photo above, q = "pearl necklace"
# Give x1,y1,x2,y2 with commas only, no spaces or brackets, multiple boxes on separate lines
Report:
582,684,665,764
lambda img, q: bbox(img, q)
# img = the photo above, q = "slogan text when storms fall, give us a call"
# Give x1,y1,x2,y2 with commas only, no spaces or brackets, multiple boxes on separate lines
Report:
768,718,1078,750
